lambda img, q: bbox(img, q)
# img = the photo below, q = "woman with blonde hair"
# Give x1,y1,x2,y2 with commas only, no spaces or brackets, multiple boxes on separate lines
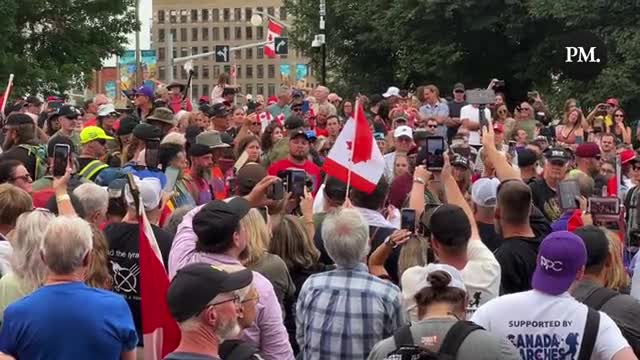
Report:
0,209,54,320
556,108,586,148
602,229,630,292
85,226,113,290
241,208,294,311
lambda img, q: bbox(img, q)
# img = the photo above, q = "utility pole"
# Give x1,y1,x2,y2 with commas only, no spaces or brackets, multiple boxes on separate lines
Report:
134,0,142,87
167,31,174,83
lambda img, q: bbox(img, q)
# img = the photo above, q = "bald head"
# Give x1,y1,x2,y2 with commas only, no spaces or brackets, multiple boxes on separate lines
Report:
315,86,330,102
497,180,532,225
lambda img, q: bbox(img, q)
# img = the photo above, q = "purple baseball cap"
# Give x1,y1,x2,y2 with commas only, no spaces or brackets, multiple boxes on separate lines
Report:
532,231,587,295
135,85,154,99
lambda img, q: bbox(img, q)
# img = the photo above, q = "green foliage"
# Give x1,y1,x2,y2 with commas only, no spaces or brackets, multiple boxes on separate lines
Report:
0,0,138,96
285,0,640,116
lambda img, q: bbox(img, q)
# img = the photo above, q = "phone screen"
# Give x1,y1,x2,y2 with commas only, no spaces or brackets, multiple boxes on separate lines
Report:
426,137,445,171
268,180,284,200
289,170,306,199
145,140,160,169
401,208,416,233
164,167,180,192
558,180,580,210
53,144,70,177
575,135,584,145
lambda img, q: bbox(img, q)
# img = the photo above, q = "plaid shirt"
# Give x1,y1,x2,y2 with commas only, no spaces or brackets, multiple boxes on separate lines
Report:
296,264,404,360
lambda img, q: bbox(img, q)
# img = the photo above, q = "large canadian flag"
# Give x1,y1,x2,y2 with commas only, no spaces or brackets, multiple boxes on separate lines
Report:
263,20,283,58
323,100,385,193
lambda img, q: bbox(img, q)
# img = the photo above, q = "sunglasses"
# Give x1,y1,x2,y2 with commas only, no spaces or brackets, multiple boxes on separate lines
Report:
292,107,302,112
12,174,32,182
454,90,465,94
427,125,438,129
615,114,624,118
97,139,107,146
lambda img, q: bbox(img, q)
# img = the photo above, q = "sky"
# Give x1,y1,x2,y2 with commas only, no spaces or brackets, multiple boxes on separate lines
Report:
104,0,152,67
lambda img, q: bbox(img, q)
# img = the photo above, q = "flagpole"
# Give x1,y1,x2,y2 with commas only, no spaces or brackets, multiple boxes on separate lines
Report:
0,74,14,116
345,100,359,196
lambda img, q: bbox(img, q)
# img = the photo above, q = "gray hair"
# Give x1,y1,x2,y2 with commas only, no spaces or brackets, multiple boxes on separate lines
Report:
10,210,55,292
163,205,195,238
321,208,370,267
216,264,253,301
73,183,108,219
41,216,93,275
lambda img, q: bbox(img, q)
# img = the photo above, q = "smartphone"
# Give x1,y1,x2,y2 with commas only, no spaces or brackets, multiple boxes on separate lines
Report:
268,180,284,200
508,140,517,158
401,208,416,233
588,197,621,216
287,169,306,199
425,136,445,171
227,176,237,195
558,180,580,210
575,135,583,145
52,144,70,177
302,100,310,114
164,166,180,192
145,139,160,169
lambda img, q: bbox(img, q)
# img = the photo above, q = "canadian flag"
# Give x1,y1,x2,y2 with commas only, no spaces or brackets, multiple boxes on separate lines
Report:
0,74,14,116
259,111,273,133
322,100,385,193
264,20,283,58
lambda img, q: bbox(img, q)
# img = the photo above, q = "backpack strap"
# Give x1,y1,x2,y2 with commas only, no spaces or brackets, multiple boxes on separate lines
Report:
392,324,414,348
581,287,620,311
577,307,600,360
438,320,484,357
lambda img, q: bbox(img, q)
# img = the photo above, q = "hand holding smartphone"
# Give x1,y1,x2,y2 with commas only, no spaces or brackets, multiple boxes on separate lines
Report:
401,208,416,233
425,136,445,171
53,144,71,177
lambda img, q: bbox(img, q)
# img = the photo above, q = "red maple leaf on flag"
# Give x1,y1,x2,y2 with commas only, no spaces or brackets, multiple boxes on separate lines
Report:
346,141,353,151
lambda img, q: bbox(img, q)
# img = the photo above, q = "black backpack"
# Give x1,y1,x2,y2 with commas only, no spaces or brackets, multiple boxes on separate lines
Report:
384,321,483,360
219,339,263,360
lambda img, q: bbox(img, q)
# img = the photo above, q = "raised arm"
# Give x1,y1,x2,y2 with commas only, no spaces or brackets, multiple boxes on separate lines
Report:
481,125,520,181
440,153,479,241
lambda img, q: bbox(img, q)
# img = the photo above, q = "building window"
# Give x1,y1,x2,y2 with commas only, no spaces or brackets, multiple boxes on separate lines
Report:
158,47,166,61
172,48,177,59
202,27,209,41
267,7,275,17
246,65,253,79
191,9,198,22
192,28,198,41
158,29,165,42
279,7,287,21
267,64,275,78
234,8,241,21
158,10,165,23
245,27,253,40
213,65,220,77
193,66,199,79
246,84,253,96
256,26,264,40
181,47,188,57
180,10,188,23
257,64,264,79
280,54,288,59
159,66,166,80
181,67,187,79
268,83,276,97
234,50,241,60
180,28,187,41
245,8,252,21
191,47,198,55
223,8,230,21
193,85,200,99
202,46,209,55
246,48,253,59
256,7,263,13
170,10,177,23
173,66,178,79
202,84,210,97
212,9,219,22
236,66,242,79
170,29,177,42
223,27,230,40
234,27,242,40
203,65,209,79
257,83,264,96
202,9,209,21
212,27,219,40
257,47,264,59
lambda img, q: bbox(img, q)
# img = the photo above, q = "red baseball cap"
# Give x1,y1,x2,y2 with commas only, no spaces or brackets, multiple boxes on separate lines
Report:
493,123,504,133
606,98,619,107
620,149,636,165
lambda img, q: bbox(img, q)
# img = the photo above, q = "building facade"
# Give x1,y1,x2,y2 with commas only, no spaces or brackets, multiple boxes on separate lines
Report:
152,0,316,101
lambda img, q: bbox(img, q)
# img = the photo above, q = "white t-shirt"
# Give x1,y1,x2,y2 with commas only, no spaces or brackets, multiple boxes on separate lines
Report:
471,290,630,360
460,104,492,146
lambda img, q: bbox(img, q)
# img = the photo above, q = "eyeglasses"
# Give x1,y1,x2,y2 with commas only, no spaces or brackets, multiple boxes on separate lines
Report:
208,295,241,307
12,174,32,182
241,294,260,304
427,125,438,129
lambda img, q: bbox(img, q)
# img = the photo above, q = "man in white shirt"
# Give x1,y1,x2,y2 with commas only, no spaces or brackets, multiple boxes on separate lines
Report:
383,126,413,181
472,231,635,360
460,103,492,148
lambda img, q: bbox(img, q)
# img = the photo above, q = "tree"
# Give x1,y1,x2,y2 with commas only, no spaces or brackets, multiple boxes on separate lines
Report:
0,0,138,97
286,0,640,116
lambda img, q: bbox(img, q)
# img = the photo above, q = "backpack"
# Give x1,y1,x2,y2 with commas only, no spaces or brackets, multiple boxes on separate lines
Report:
219,339,264,360
18,144,47,180
384,321,484,360
581,287,621,311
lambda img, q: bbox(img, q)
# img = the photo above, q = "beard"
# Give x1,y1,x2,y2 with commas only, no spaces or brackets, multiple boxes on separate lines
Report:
290,152,307,162
215,315,241,341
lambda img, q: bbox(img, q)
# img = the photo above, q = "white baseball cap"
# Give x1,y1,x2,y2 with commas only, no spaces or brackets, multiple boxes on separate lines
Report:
125,176,162,211
383,86,400,98
401,264,466,321
394,125,413,139
97,103,119,117
471,177,500,207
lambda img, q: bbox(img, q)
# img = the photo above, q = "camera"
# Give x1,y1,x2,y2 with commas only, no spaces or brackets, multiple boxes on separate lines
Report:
276,169,312,199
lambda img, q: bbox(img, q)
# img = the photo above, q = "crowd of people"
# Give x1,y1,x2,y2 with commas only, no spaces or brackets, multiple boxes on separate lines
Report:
0,77,638,360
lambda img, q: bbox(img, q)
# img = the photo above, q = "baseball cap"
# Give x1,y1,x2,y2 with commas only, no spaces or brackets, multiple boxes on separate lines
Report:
575,143,601,159
606,98,619,107
135,85,154,99
132,123,162,141
493,123,504,133
117,115,140,136
199,96,210,104
236,162,267,196
5,113,34,127
192,197,251,248
429,204,471,247
80,126,114,144
573,225,610,270
453,83,465,92
57,105,81,119
124,176,162,211
620,149,636,165
518,148,538,167
383,86,400,98
543,147,571,165
284,115,305,130
167,263,253,322
394,125,413,139
451,154,470,169
373,133,385,141
196,130,230,148
207,103,230,118
532,231,587,295
289,128,310,141
471,178,500,207
97,104,120,118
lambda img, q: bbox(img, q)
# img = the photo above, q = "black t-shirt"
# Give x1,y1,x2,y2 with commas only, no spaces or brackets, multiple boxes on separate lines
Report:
494,236,540,295
446,100,467,141
477,222,501,252
0,145,38,179
529,179,561,222
104,222,173,346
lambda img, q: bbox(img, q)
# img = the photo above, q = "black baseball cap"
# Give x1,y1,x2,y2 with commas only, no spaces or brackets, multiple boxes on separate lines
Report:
429,204,471,247
237,163,267,196
133,123,162,141
167,263,253,322
207,103,230,118
117,115,140,136
284,115,305,130
47,135,76,157
518,148,538,168
5,113,34,127
289,128,310,141
573,225,609,269
544,147,571,165
192,197,251,248
57,105,81,119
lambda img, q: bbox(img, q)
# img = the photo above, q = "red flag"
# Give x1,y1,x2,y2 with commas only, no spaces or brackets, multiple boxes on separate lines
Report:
352,102,374,164
0,74,14,115
264,20,283,58
139,205,180,359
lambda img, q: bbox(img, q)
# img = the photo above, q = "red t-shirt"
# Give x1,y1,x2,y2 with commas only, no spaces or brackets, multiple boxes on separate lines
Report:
315,127,329,137
267,158,322,194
